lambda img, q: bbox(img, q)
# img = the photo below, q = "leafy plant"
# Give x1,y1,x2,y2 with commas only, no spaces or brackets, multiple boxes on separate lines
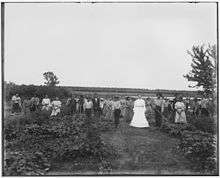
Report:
179,130,216,173
4,114,117,175
188,115,216,134
4,151,50,176
160,122,196,137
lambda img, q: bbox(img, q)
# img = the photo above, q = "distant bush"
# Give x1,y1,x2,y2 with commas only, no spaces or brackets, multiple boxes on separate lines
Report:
4,82,70,101
179,130,217,173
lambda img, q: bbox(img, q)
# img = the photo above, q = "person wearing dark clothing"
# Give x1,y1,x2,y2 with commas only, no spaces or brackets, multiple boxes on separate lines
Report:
79,96,84,114
167,100,174,122
70,96,76,114
92,96,101,117
30,95,39,112
112,97,121,128
154,93,164,127
200,98,209,117
66,96,76,115
185,99,190,113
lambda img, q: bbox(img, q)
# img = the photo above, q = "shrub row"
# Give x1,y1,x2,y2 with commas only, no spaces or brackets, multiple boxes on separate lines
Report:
4,151,50,176
179,130,217,173
160,122,196,138
187,114,216,134
4,114,117,175
160,121,217,173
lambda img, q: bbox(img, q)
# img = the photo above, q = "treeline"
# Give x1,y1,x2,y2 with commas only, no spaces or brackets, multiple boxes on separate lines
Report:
4,82,70,100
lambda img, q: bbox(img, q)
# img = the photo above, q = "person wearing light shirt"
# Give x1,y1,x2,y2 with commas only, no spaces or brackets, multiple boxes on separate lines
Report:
11,94,22,114
42,95,51,111
84,97,93,120
200,98,209,117
174,97,187,123
51,97,62,117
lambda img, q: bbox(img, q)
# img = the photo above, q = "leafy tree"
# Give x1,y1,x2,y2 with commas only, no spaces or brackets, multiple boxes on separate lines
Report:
184,44,216,97
43,72,59,87
207,44,217,90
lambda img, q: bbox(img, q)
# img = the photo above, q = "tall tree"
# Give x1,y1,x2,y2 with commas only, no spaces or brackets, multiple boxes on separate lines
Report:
184,44,216,97
43,71,59,86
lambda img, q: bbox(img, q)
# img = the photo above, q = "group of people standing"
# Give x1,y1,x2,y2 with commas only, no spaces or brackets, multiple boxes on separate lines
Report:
10,93,214,129
11,94,62,117
144,93,214,127
10,93,105,118
65,95,104,117
153,93,187,127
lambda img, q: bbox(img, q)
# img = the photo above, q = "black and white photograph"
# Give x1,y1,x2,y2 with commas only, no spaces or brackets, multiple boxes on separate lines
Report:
2,1,218,176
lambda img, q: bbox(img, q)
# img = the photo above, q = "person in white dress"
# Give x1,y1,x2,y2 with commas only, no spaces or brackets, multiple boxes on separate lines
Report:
130,95,150,128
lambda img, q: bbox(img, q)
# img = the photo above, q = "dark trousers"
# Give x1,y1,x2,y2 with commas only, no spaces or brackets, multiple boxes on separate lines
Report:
69,104,76,115
30,104,37,112
94,107,101,118
85,108,92,125
201,108,209,117
155,106,162,127
12,103,21,113
114,109,121,128
85,108,92,118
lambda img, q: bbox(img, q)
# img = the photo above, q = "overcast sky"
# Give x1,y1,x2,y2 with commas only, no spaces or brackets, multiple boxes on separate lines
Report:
5,3,217,90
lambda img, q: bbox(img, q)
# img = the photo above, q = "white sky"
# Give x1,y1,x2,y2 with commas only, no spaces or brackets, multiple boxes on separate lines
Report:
4,3,217,90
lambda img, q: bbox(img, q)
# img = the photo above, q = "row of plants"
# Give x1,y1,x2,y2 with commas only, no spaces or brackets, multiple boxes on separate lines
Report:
179,130,216,173
160,120,217,174
160,122,196,138
4,112,117,176
186,113,216,134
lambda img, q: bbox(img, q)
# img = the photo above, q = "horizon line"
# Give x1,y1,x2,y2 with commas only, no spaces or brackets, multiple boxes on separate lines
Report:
4,81,199,92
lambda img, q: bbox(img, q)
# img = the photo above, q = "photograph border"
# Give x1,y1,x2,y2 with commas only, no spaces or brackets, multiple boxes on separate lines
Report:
1,1,219,176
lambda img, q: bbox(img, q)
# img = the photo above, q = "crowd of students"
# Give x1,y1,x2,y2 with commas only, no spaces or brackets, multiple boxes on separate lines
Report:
10,93,214,128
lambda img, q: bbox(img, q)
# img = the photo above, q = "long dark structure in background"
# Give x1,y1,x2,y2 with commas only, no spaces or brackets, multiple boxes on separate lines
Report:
64,86,200,98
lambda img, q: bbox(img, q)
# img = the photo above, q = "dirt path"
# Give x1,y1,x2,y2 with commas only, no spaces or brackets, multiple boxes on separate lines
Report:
100,120,196,175
48,120,196,175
